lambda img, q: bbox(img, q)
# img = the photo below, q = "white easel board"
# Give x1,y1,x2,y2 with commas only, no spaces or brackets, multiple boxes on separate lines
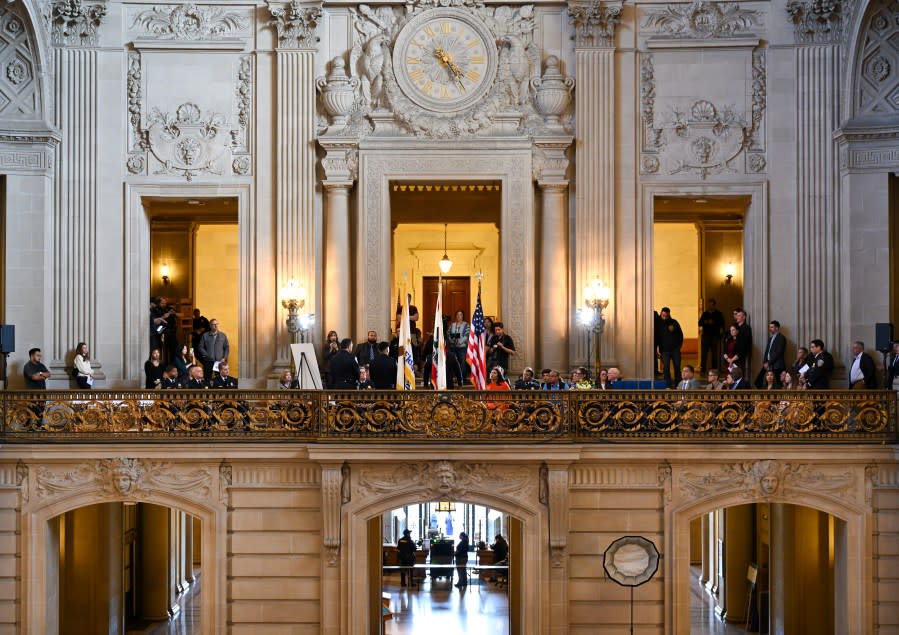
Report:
289,343,324,389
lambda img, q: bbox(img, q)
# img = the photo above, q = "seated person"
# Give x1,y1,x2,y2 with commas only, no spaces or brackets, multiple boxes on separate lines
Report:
705,369,725,390
486,367,511,411
514,367,541,390
358,366,373,389
278,369,299,389
541,370,567,390
184,364,208,389
568,367,594,390
606,367,622,386
211,363,238,389
160,364,182,389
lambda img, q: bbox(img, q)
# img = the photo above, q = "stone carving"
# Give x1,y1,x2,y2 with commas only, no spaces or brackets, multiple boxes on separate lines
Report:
750,48,766,149
16,461,28,503
322,466,342,567
126,155,145,174
786,0,844,44
640,54,658,146
568,0,623,48
855,0,899,117
232,155,250,175
145,102,234,181
356,461,537,503
36,458,214,501
127,52,142,144
531,56,575,128
0,4,41,119
344,2,544,138
747,152,766,172
499,33,540,109
267,0,322,49
641,154,660,173
319,138,359,182
5,59,25,85
316,57,361,129
679,460,859,505
232,54,252,171
532,138,573,182
642,2,762,39
46,0,106,46
130,4,248,40
219,460,232,505
341,463,351,504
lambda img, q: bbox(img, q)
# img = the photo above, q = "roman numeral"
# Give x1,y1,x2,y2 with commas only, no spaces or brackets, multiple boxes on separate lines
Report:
440,22,452,34
409,69,425,82
466,40,479,49
407,57,420,65
422,80,433,93
423,25,435,37
470,55,484,65
466,70,480,82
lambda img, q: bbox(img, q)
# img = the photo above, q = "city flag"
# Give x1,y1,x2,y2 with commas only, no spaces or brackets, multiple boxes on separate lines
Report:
396,292,416,390
466,284,487,390
431,282,447,390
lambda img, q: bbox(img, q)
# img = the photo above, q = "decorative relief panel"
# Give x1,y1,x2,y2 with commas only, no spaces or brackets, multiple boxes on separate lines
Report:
676,460,862,508
356,460,538,506
33,458,215,504
641,1,762,39
129,3,249,41
320,0,554,139
124,53,252,179
639,48,767,179
45,0,106,46
0,3,40,118
854,0,899,117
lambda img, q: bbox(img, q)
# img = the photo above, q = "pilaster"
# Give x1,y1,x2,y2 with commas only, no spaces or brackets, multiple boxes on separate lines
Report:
533,137,573,372
319,462,344,635
267,1,322,364
545,463,570,634
48,0,106,378
568,1,621,369
788,0,844,352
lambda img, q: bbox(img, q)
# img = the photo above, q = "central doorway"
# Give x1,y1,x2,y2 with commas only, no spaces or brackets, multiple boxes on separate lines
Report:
372,501,519,635
422,276,471,340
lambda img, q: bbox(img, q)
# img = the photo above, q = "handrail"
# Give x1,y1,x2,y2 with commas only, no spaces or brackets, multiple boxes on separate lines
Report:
1,389,895,443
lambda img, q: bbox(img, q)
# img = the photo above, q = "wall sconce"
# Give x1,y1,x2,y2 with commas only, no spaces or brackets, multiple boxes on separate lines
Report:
161,263,171,285
724,262,736,285
438,223,453,275
280,279,314,344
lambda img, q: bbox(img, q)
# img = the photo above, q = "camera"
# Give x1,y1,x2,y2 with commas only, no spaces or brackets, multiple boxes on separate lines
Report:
156,324,166,334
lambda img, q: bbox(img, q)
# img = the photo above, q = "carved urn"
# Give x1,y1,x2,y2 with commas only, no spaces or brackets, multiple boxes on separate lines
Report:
316,57,359,129
530,56,575,128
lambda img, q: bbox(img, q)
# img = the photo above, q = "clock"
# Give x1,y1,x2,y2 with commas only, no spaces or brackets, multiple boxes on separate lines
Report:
392,8,498,113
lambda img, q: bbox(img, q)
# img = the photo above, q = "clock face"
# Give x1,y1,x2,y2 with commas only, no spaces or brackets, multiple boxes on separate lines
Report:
393,8,498,113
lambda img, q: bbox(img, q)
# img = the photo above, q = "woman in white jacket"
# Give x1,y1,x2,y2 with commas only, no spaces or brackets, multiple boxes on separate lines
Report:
73,342,93,389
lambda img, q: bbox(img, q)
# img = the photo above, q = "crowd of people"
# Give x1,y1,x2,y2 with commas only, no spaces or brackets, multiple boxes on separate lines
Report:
20,296,899,392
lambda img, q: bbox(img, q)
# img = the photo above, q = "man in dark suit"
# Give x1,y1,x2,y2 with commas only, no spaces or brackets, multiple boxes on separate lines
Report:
755,320,787,387
355,330,380,365
329,338,360,389
160,365,182,389
805,339,834,388
369,342,397,389
698,299,725,374
733,308,753,375
184,365,208,389
727,367,750,389
848,340,877,389
657,307,684,388
886,341,899,389
211,363,239,389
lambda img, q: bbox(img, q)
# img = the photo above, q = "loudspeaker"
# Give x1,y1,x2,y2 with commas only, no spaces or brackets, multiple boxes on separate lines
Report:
0,325,13,354
876,322,894,351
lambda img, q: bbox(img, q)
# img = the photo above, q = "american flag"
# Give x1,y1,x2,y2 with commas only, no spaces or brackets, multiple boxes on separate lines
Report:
466,284,487,390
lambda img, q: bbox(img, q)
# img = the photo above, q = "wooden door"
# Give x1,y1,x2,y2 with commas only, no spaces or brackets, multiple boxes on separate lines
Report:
421,276,471,338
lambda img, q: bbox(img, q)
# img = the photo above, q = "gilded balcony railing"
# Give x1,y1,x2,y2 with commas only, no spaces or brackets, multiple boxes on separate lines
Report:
0,389,895,443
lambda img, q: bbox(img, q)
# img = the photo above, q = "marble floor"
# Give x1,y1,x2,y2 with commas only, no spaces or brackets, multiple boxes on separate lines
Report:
126,573,201,635
690,569,754,635
383,574,510,635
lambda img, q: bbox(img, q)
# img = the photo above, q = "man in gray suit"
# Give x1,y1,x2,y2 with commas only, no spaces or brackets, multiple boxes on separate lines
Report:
677,365,702,390
197,318,230,381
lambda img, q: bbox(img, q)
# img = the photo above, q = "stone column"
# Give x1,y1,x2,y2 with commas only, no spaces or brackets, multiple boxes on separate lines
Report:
184,512,195,585
47,0,107,377
319,139,358,340
567,1,621,369
59,503,123,634
787,1,844,351
268,1,323,363
533,138,573,371
140,502,173,620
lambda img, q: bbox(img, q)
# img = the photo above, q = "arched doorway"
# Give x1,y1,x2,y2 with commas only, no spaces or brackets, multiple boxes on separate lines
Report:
374,500,516,633
51,502,201,634
690,502,844,633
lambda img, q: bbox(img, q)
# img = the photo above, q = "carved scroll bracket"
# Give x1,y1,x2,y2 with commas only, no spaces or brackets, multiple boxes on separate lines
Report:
321,463,343,567
545,462,570,568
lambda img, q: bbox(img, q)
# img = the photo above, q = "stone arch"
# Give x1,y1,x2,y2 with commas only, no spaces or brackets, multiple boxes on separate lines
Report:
845,0,899,122
341,461,548,634
666,489,869,634
20,461,228,635
0,0,50,126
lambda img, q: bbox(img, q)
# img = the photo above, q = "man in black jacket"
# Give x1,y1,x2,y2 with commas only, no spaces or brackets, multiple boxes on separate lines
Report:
369,342,397,389
329,338,360,389
657,307,684,388
698,299,725,374
755,320,787,387
805,339,834,388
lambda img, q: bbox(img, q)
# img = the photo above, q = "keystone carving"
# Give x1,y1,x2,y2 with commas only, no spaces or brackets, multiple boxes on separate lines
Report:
145,102,234,181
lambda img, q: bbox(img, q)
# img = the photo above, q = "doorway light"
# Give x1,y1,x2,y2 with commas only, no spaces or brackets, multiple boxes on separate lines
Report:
435,501,456,512
724,262,735,285
438,223,453,274
161,263,171,285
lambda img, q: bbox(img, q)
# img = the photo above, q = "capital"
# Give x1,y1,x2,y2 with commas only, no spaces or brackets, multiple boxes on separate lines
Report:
267,1,323,50
47,0,107,47
567,0,623,49
785,0,845,44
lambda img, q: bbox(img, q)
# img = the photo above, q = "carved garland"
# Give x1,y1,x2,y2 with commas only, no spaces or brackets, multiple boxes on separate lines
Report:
130,4,248,40
641,1,762,39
